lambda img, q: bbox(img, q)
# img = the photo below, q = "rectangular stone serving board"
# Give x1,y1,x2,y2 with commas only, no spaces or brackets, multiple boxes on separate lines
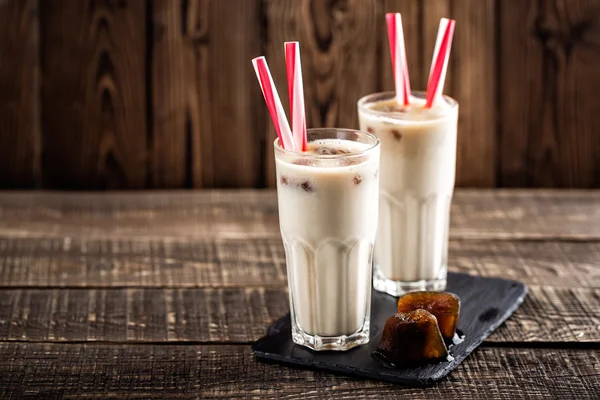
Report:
252,272,528,387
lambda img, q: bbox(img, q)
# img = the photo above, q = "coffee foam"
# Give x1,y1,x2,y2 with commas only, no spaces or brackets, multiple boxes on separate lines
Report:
366,96,453,123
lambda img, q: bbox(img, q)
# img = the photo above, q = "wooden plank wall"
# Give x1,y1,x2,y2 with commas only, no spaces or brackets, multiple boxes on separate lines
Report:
0,0,40,188
0,0,599,189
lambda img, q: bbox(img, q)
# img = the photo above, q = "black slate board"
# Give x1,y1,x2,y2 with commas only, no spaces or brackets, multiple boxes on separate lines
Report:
252,272,527,387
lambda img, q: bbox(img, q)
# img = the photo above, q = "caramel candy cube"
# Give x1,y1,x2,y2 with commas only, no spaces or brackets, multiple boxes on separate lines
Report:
375,309,448,366
397,291,460,341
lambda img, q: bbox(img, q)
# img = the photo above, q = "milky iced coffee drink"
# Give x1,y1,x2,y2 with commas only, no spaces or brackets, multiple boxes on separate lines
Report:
358,91,458,296
275,128,380,351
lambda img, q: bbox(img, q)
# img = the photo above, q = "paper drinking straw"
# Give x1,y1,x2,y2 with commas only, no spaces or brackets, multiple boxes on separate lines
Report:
252,56,295,150
425,18,456,108
285,42,308,151
386,13,411,105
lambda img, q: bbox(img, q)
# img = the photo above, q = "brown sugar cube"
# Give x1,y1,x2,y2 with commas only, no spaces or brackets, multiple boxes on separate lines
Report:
375,309,448,366
397,291,460,341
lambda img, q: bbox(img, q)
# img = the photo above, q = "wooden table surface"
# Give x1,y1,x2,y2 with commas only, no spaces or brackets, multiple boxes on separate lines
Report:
0,190,599,399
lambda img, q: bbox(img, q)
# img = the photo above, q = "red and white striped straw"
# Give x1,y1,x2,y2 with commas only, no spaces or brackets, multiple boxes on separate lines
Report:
425,18,455,108
252,56,295,151
285,42,307,151
386,13,411,106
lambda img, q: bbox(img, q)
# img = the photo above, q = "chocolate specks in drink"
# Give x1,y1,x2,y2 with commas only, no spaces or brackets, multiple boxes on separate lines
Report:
366,127,374,134
313,146,350,155
372,102,408,113
391,130,403,141
341,156,366,166
292,159,312,166
280,175,314,192
353,175,363,185
300,181,313,192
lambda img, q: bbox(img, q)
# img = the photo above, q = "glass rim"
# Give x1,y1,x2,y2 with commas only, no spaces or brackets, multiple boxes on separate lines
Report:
357,90,458,120
273,127,380,159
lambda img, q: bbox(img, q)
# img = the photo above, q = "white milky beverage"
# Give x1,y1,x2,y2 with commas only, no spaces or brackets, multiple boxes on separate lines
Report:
358,92,458,296
274,129,380,351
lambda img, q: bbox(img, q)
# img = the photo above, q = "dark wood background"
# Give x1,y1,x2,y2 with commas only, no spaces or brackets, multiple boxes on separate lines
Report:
1,0,599,189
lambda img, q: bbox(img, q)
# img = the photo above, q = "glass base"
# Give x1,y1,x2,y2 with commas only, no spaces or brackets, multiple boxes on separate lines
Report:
373,266,447,297
291,321,370,351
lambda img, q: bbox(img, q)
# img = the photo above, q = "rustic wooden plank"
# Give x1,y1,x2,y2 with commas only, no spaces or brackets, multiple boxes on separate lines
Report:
263,0,380,186
0,190,599,239
0,343,597,399
450,189,600,239
150,0,211,188
151,0,262,188
0,237,597,289
0,286,596,343
187,0,213,189
499,0,600,187
0,0,40,188
498,0,546,187
0,190,280,240
203,0,264,188
449,240,600,289
0,288,288,342
494,286,600,343
0,236,287,288
40,0,147,189
450,0,497,187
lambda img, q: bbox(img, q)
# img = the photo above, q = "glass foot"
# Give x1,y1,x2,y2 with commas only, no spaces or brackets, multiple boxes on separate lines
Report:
291,322,370,351
373,266,447,297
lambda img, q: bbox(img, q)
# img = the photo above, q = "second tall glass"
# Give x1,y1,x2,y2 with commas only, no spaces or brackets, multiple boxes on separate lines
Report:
358,91,458,297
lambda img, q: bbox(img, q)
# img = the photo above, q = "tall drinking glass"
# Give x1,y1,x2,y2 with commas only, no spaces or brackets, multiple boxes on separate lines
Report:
357,91,458,296
274,128,380,351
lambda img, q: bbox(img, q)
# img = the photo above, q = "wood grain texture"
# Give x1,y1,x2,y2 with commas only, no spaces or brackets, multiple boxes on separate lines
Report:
0,285,596,343
207,0,264,188
1,0,599,189
0,188,596,396
0,236,288,288
0,0,40,188
0,343,598,399
449,189,600,240
263,0,380,186
499,0,600,187
40,0,147,189
449,240,600,289
0,190,599,239
151,0,264,188
0,237,598,289
494,286,600,343
0,190,280,240
450,0,497,187
0,288,289,342
150,0,211,188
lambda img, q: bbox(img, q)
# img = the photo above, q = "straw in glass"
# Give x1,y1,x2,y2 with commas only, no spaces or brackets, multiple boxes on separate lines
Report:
425,18,456,108
252,56,295,150
386,13,411,106
285,41,308,151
